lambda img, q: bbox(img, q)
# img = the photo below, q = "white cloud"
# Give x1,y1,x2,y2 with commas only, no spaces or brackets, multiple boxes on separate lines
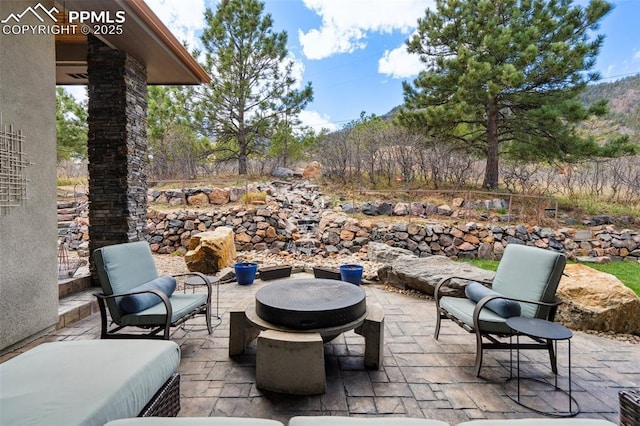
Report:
145,0,206,52
603,64,616,79
378,44,423,78
298,27,365,60
297,110,339,133
299,0,434,60
287,53,306,90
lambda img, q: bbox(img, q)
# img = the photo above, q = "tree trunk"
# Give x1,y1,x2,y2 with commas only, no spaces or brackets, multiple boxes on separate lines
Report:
238,129,247,175
483,102,499,189
282,123,288,168
238,154,247,175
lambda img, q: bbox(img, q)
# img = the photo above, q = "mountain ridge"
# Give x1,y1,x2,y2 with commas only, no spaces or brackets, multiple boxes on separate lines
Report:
380,74,640,142
580,74,640,138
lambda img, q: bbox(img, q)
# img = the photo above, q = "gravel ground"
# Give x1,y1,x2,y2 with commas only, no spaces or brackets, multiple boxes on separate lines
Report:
153,250,384,282
152,252,640,345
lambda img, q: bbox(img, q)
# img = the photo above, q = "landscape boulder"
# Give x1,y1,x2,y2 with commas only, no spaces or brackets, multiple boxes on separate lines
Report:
368,242,414,264
302,161,321,178
229,187,245,202
555,263,640,334
187,192,209,206
208,188,230,205
185,227,237,274
361,202,379,216
375,244,495,297
272,167,294,178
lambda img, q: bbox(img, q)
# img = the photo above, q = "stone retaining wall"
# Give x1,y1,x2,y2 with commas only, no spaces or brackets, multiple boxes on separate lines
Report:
59,184,640,260
147,208,640,260
63,205,640,261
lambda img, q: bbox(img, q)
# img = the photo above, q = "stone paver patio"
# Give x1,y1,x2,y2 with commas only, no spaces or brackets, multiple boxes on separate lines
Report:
3,274,638,424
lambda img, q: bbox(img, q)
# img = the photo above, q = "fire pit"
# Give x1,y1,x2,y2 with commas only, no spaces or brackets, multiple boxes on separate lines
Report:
255,278,366,330
229,277,385,395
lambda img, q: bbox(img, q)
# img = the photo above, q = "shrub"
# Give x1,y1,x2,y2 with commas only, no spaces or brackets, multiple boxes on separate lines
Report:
241,191,267,204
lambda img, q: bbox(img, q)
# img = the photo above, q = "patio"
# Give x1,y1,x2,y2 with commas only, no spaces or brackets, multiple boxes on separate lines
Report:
3,274,637,424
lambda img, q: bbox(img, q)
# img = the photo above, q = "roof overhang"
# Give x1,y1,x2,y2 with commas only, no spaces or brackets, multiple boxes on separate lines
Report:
55,0,210,85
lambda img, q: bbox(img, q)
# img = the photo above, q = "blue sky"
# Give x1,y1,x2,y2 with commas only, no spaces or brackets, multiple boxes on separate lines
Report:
143,0,640,132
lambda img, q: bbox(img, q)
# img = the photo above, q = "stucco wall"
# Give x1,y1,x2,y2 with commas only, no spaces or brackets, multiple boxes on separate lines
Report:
0,1,58,353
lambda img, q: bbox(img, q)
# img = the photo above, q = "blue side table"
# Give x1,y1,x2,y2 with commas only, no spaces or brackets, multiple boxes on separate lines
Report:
506,316,580,417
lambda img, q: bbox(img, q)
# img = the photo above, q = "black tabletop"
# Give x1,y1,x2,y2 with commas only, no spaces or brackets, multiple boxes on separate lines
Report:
506,317,572,340
255,278,366,329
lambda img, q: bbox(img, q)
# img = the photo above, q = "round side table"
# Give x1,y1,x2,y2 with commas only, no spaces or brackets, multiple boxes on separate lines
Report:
184,275,220,319
505,316,580,417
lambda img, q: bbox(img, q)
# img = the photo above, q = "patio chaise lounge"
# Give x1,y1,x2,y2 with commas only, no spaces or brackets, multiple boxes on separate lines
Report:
103,416,617,425
0,337,621,425
0,339,181,425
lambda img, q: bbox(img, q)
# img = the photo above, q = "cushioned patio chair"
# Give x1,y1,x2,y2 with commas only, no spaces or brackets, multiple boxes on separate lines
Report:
94,241,215,339
434,244,566,377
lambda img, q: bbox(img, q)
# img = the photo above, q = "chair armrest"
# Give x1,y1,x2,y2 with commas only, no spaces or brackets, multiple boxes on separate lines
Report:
434,276,493,301
472,294,562,325
95,289,173,320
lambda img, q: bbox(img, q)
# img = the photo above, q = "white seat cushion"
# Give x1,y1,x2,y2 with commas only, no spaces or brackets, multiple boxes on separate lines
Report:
0,340,180,426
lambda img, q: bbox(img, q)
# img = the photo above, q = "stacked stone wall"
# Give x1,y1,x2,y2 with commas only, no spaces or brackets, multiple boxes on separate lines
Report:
62,205,640,261
59,183,640,261
142,208,639,260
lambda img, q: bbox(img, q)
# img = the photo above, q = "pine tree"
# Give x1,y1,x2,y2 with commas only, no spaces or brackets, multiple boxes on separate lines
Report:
400,0,613,189
198,0,313,175
56,87,87,161
147,86,210,180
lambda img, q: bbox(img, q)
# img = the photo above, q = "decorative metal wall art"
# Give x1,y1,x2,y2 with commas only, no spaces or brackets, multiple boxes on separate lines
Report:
0,117,30,215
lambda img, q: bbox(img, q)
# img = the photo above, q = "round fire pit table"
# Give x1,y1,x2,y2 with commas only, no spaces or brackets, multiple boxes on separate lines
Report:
240,278,379,395
229,277,385,396
255,278,367,331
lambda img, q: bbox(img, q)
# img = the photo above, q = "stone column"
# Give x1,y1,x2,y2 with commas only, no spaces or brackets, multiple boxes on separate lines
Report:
87,35,148,278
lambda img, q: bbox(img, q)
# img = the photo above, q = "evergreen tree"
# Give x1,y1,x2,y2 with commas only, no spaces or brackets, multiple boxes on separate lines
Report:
267,122,315,168
56,87,87,161
197,0,313,175
147,86,210,180
400,0,614,189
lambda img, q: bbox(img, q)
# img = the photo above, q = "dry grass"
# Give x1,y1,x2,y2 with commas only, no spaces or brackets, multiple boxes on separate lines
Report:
149,174,267,190
241,191,267,204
